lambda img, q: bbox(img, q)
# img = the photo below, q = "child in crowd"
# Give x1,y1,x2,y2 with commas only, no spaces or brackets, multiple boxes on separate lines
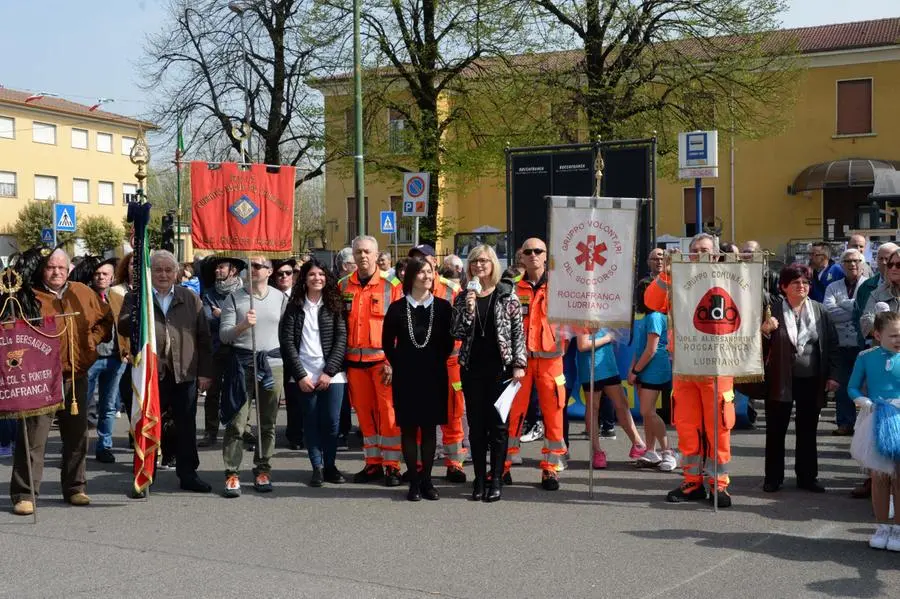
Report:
576,329,646,468
847,310,900,551
628,306,676,471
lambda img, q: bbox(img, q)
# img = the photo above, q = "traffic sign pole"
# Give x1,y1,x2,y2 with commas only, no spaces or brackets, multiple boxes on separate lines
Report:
695,177,702,236
52,198,57,248
414,217,420,247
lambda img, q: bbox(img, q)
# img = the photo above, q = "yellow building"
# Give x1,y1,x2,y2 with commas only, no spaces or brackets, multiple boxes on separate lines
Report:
0,88,157,257
316,18,900,258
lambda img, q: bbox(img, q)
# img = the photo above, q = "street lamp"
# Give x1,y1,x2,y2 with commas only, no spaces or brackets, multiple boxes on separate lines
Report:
229,1,252,163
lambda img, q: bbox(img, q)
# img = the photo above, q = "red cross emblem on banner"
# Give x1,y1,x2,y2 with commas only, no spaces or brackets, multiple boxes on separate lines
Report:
575,235,608,271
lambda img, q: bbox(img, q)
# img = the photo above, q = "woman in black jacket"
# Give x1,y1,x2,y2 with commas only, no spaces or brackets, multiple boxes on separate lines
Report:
382,258,455,501
452,245,527,502
760,263,840,493
279,259,348,487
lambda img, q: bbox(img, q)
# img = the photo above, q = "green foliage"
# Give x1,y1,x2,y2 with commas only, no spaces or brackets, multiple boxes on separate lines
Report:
80,215,124,255
12,202,76,249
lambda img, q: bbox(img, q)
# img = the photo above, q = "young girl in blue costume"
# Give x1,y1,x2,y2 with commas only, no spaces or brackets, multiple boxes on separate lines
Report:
577,330,646,469
847,310,900,551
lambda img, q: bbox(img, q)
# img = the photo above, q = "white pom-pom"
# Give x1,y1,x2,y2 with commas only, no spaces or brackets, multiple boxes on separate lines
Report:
875,302,891,313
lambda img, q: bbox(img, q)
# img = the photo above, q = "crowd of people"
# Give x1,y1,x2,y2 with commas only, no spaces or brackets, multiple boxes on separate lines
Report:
1,231,898,553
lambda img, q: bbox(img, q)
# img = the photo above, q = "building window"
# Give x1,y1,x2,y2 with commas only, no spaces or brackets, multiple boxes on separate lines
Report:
346,196,369,243
682,187,715,237
0,116,14,139
837,79,873,135
121,136,135,155
388,109,410,154
97,132,113,153
34,175,58,201
98,181,114,205
389,195,415,244
73,178,89,203
32,122,56,145
0,171,16,197
71,128,88,149
122,183,137,204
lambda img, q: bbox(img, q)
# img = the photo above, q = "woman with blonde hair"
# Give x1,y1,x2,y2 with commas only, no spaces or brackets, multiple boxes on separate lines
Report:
451,245,526,502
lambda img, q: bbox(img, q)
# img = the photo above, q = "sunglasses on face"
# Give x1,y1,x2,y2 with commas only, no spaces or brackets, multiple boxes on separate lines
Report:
277,270,292,277
522,248,545,256
887,262,900,270
251,263,269,270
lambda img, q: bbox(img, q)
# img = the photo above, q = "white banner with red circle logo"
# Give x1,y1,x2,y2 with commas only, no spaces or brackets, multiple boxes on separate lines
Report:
547,197,639,329
670,257,764,378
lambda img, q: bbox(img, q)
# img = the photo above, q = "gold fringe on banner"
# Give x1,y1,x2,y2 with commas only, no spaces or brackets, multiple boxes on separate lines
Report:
549,318,633,331
0,403,65,420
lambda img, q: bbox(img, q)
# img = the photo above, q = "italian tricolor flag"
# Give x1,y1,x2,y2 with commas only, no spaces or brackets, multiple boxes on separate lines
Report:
131,233,161,493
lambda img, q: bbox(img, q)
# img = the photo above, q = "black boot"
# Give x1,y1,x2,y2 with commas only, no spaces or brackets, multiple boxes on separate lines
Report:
407,480,422,501
485,477,502,502
471,477,485,501
420,478,440,501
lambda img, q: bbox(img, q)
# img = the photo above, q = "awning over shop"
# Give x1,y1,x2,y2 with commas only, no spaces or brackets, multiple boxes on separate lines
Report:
873,170,900,198
791,158,900,194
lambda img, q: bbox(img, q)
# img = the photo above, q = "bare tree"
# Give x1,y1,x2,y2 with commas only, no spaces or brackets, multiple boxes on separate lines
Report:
317,0,547,242
530,0,798,151
142,0,337,184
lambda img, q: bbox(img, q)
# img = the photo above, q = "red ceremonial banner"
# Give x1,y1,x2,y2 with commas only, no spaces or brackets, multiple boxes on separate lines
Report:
0,318,64,418
190,161,296,255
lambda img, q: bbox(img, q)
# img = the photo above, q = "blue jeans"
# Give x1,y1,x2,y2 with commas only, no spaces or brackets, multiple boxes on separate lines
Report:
300,382,345,469
0,419,15,447
88,356,126,452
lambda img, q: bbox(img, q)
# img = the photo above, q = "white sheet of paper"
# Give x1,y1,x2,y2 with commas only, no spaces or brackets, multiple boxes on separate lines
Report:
494,381,521,423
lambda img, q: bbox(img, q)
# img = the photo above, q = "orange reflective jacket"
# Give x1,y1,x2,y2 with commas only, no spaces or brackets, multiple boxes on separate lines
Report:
339,270,402,362
516,276,563,358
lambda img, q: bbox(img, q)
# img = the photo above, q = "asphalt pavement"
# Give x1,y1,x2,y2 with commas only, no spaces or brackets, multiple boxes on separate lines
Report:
0,404,897,598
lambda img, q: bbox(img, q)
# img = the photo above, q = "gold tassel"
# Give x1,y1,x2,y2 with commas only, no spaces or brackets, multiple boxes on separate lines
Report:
67,320,78,415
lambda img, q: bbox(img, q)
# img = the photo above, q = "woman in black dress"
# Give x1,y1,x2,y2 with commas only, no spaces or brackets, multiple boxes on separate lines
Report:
383,258,454,501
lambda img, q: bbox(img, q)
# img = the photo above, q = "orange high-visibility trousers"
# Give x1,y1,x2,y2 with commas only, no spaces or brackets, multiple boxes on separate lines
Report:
346,365,402,470
505,357,567,473
440,358,467,469
672,377,735,491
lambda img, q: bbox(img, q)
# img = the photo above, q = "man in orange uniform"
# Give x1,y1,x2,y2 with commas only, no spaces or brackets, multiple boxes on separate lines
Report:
340,235,404,486
408,244,468,483
644,233,735,507
504,237,567,491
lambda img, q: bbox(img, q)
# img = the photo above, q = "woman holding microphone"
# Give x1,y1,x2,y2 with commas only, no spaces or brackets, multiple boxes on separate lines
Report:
452,245,527,502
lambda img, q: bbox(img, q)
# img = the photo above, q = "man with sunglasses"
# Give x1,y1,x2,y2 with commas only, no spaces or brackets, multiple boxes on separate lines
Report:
504,238,568,491
271,258,297,297
808,242,844,303
218,256,287,496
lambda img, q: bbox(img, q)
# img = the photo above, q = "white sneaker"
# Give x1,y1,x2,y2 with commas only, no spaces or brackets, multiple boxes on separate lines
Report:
510,452,523,465
887,525,900,552
558,452,569,472
869,524,891,549
520,422,545,443
637,450,661,467
658,450,678,472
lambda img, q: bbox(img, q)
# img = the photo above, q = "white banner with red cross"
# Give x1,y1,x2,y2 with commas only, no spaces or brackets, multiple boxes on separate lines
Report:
547,196,640,329
670,255,764,378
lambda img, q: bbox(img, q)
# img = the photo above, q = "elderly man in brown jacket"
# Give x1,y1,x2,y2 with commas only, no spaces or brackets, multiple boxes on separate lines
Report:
11,248,113,516
119,250,214,493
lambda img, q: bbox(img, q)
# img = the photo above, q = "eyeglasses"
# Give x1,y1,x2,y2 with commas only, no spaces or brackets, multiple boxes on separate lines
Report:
471,258,491,265
522,248,545,256
251,263,269,270
277,270,293,277
887,262,900,270
842,259,862,264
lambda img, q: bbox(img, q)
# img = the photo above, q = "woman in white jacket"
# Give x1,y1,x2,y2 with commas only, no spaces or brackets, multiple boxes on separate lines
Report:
823,249,867,436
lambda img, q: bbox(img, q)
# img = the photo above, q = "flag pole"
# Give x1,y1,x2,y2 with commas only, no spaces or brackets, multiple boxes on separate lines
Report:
175,116,183,262
588,329,596,499
20,417,38,524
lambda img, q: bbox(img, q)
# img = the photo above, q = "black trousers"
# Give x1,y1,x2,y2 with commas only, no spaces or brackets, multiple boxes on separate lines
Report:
765,376,822,485
159,376,201,482
204,346,230,435
339,385,351,437
284,378,304,445
461,369,509,481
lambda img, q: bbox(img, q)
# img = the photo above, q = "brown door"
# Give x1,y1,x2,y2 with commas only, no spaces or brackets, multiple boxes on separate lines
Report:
822,187,871,240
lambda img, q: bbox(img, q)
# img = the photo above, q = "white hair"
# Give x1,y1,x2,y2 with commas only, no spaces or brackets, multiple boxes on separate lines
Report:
443,254,463,270
48,248,71,267
689,232,717,253
151,249,178,269
841,248,863,262
351,235,378,251
336,247,354,265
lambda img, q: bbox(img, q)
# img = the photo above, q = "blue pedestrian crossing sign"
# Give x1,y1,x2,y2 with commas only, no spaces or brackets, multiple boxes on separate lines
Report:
380,210,396,234
41,228,54,244
54,203,77,232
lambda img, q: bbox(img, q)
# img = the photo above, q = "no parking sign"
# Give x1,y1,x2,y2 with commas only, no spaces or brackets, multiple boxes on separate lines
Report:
402,172,430,217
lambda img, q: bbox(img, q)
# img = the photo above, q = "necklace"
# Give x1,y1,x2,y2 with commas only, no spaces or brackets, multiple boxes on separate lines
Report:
406,298,434,349
475,291,495,337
